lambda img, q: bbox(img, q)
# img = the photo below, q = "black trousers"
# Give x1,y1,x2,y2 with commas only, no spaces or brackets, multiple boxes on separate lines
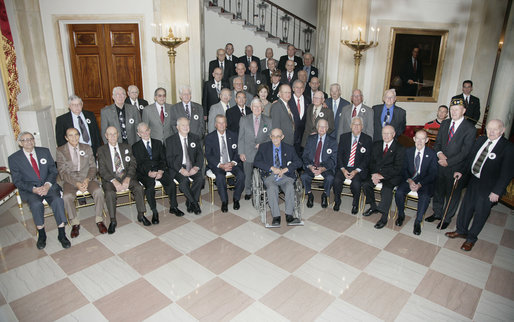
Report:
174,171,204,204
333,168,362,207
138,170,177,210
432,168,464,223
211,166,245,202
362,179,395,222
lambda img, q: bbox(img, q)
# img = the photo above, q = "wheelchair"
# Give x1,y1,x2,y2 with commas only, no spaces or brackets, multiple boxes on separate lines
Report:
251,168,305,228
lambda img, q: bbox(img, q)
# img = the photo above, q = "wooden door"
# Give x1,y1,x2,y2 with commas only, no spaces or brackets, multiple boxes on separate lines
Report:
68,23,143,123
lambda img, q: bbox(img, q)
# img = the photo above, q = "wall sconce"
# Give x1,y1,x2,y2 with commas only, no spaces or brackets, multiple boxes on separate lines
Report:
280,14,291,42
303,27,314,52
257,2,268,31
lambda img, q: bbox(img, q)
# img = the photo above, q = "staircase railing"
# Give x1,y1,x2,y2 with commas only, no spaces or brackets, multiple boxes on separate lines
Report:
209,0,316,53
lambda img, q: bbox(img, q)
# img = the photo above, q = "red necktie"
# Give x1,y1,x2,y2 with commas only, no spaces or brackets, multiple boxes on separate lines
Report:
30,153,40,179
383,143,389,156
348,139,357,166
448,121,455,143
352,107,357,118
288,73,292,82
160,106,165,124
297,98,301,116
314,138,322,167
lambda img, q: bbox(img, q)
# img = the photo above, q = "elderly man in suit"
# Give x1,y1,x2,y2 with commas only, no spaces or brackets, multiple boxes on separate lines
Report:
101,86,141,145
305,77,328,101
249,61,266,89
362,125,405,229
203,67,229,119
267,70,282,102
170,85,205,139
326,83,350,140
239,44,260,73
425,98,476,229
208,48,234,84
333,116,372,213
301,91,335,147
338,89,374,141
208,88,232,133
165,117,204,214
142,87,173,143
278,44,303,72
98,126,147,233
302,52,318,82
238,98,272,199
254,128,303,227
270,84,296,146
263,58,277,87
447,120,513,251
260,48,274,71
394,129,438,235
125,85,149,115
372,89,406,141
229,63,257,95
205,115,245,212
228,76,254,108
56,95,102,157
56,128,107,237
9,132,70,249
301,119,338,208
451,80,481,125
133,122,183,221
226,91,252,134
280,60,298,87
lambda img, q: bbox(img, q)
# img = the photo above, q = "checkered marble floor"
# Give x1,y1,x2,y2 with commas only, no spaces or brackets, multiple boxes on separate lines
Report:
0,189,513,321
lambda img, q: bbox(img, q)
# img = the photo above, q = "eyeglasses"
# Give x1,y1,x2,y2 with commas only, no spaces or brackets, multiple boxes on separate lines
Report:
20,138,34,142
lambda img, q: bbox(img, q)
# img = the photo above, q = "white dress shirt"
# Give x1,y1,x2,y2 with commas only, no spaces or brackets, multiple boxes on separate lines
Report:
108,143,124,172
293,95,305,119
71,112,92,145
217,131,232,165
472,137,500,178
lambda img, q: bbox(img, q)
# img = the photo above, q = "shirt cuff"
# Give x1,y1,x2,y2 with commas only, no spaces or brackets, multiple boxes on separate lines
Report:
45,182,52,187
356,168,361,172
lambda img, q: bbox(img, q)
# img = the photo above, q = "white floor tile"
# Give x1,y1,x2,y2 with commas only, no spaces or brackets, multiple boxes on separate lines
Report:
159,222,218,254
396,294,471,322
474,290,514,322
55,303,108,322
0,223,31,248
96,222,155,254
315,298,383,322
143,303,198,322
492,245,514,272
283,221,339,251
232,301,289,322
343,219,397,249
222,222,280,253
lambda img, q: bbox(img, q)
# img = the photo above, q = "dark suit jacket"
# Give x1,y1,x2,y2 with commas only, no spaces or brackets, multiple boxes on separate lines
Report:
463,136,513,196
254,141,302,179
226,105,252,134
289,95,312,147
55,110,102,156
452,94,481,125
205,130,242,171
208,59,235,83
337,132,372,179
280,71,298,87
305,88,328,101
249,73,266,89
278,55,303,71
239,55,261,73
303,65,318,81
132,139,168,179
400,57,423,96
124,97,149,116
434,118,476,173
326,97,350,139
302,134,338,176
402,146,437,195
370,140,405,186
97,143,137,182
202,79,229,116
267,83,282,102
301,105,335,146
8,147,60,200
164,133,203,172
372,104,407,141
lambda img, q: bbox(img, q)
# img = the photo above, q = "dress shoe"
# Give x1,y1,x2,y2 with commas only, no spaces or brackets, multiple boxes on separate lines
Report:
233,200,240,210
271,216,281,226
363,207,378,217
306,193,314,208
244,194,251,200
170,207,184,217
413,222,421,235
186,201,193,213
221,202,228,213
70,224,80,238
152,213,160,224
285,214,301,224
36,237,46,250
333,200,341,211
96,222,108,234
425,214,440,222
374,220,387,229
58,236,71,249
108,222,117,234
461,241,474,251
351,205,359,215
437,221,449,230
138,214,152,226
321,193,328,208
193,202,202,215
445,231,467,239
395,217,404,227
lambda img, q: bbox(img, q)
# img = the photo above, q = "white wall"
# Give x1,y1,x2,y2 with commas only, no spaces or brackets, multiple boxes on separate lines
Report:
273,0,318,25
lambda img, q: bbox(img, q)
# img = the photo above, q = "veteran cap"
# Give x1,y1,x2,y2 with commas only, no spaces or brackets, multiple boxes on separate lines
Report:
451,97,465,106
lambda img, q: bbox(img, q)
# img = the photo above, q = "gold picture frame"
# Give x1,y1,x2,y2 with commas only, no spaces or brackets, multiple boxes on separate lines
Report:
384,28,448,102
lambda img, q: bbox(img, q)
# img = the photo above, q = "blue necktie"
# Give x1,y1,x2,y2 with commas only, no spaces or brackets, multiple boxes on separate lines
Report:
146,141,152,160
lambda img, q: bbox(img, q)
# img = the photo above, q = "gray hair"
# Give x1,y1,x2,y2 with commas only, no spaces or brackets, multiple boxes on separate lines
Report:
17,131,33,142
250,98,263,107
127,85,139,93
137,122,149,131
351,116,364,125
178,85,192,96
330,83,341,92
68,94,83,105
292,79,305,88
112,86,126,96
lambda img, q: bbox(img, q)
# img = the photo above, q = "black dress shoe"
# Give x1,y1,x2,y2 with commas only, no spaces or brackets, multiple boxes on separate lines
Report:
271,217,281,226
374,220,387,229
395,216,404,227
36,237,46,250
363,207,378,217
186,201,193,213
152,213,160,224
351,205,359,215
169,207,184,217
193,202,202,215
321,193,328,208
138,214,152,226
58,236,71,249
437,221,449,230
108,222,117,234
244,194,251,200
233,200,240,210
425,214,440,222
221,202,228,213
306,193,314,208
413,222,421,235
333,200,341,211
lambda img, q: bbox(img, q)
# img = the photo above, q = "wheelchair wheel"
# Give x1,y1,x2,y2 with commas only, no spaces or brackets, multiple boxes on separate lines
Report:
293,174,304,219
252,168,260,210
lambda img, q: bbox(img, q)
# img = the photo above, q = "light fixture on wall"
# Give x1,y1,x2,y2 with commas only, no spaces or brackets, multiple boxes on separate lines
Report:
236,0,242,19
341,26,379,90
280,14,291,42
152,24,190,103
257,2,268,31
303,27,313,52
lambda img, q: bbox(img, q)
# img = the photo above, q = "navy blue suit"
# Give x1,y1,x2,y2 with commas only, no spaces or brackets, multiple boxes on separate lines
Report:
254,141,302,179
8,147,67,226
301,134,338,195
326,97,351,139
205,130,245,202
395,146,437,223
288,95,312,156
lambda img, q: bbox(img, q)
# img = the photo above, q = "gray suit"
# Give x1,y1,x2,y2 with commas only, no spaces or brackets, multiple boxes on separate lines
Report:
101,103,141,145
142,103,173,143
337,103,374,141
208,101,230,133
229,74,257,95
270,99,295,146
238,114,272,194
170,101,205,139
229,90,254,108
301,105,335,147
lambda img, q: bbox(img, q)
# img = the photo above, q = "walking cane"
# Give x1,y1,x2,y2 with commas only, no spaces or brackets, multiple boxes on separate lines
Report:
439,177,459,230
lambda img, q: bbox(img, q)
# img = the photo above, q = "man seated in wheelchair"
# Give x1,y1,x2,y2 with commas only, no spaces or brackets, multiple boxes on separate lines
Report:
254,128,303,226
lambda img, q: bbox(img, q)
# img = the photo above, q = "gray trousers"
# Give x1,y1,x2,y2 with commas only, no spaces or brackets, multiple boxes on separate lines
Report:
264,175,295,218
243,161,254,194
